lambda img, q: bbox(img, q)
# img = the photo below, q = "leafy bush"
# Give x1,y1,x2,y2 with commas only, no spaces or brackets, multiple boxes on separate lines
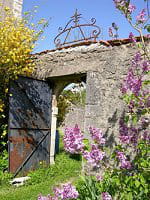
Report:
0,150,12,186
57,85,86,126
0,150,8,171
76,176,100,200
0,171,12,186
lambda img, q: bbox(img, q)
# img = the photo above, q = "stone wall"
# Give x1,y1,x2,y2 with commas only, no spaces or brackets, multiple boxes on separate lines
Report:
62,105,85,132
33,43,138,79
33,41,150,143
13,0,23,18
0,0,23,19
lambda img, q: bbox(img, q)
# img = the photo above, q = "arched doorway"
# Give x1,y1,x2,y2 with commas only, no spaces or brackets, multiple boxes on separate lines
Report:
47,73,86,164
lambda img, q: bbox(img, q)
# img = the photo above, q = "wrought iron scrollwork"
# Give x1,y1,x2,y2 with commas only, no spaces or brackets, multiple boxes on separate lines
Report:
54,9,101,48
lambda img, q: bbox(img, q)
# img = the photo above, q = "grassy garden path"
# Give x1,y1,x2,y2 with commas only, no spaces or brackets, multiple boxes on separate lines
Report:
0,134,82,200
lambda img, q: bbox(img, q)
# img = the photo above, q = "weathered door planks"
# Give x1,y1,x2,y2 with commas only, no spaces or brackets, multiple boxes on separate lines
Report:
8,76,52,176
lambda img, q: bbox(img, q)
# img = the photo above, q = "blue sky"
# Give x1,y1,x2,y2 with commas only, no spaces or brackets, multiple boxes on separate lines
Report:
22,0,146,52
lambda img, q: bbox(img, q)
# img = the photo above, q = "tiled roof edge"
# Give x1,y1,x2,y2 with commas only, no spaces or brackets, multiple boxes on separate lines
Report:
33,35,150,56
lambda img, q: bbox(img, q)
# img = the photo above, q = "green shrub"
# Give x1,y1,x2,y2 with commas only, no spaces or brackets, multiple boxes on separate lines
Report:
76,176,100,200
0,171,12,186
0,150,8,171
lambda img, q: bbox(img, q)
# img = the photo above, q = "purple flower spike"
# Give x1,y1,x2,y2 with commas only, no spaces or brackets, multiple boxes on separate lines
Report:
83,144,105,167
102,192,112,200
142,60,150,72
117,151,132,169
54,183,79,200
142,131,150,142
136,9,146,23
89,127,105,145
113,0,136,14
96,175,103,181
128,4,136,13
121,52,143,96
121,160,132,169
133,52,142,63
129,32,136,43
64,125,84,154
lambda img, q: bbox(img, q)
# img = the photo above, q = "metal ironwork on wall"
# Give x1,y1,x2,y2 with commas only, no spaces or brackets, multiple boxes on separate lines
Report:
54,9,101,48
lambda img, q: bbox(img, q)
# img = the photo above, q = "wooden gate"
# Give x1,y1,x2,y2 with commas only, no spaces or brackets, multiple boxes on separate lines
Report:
8,76,52,176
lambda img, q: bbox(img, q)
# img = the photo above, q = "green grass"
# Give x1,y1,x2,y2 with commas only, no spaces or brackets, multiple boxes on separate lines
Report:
0,133,82,200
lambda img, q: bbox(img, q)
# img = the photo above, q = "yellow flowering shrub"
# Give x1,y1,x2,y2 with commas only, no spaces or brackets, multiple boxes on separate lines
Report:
0,11,35,81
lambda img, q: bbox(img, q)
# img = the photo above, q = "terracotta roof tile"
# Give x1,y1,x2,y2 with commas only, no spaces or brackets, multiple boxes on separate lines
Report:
33,35,150,56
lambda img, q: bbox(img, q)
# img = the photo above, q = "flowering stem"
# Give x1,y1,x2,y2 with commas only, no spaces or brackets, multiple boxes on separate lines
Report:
126,17,149,60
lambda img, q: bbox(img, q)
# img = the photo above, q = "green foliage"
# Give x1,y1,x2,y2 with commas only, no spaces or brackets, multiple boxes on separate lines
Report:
97,141,150,199
0,124,7,152
76,176,100,200
134,141,150,170
0,150,8,171
57,87,86,126
62,89,86,106
144,24,150,32
83,139,91,151
57,94,71,127
0,150,12,186
0,171,12,186
99,169,149,199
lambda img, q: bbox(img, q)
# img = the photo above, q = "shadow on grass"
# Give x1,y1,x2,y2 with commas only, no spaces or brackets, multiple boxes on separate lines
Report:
69,154,82,161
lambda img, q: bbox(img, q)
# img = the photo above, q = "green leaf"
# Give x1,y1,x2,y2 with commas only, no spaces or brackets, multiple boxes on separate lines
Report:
124,115,129,123
132,114,138,124
144,24,150,32
137,43,143,49
135,180,140,188
143,80,150,85
127,192,133,200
